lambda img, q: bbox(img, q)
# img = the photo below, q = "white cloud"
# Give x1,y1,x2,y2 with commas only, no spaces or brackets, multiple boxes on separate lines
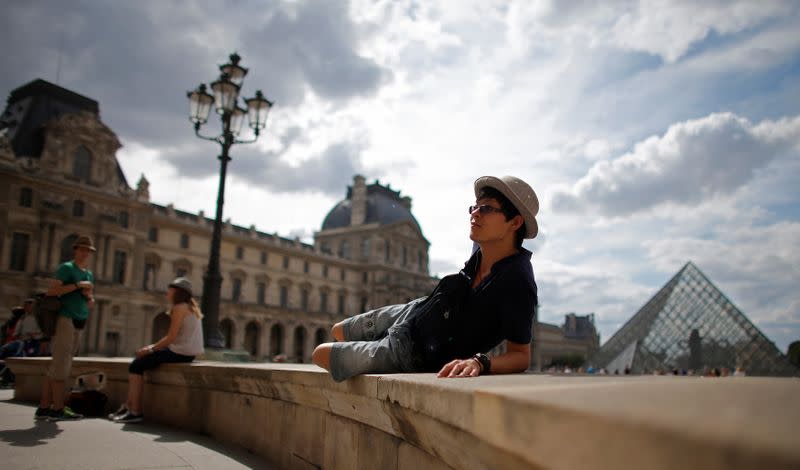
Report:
551,113,800,216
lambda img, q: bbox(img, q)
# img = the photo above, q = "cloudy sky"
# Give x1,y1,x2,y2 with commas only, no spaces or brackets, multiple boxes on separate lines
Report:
3,0,799,352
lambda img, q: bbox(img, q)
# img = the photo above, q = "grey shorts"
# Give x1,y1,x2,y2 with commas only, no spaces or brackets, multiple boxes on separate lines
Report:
329,298,426,382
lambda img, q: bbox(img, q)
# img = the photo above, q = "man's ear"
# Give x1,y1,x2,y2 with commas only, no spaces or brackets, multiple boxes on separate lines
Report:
510,215,523,231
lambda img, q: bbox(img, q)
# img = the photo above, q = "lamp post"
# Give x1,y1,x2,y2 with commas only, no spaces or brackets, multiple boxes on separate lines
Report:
186,52,273,348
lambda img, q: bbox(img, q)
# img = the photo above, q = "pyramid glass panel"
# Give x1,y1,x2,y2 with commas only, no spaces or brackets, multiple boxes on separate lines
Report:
591,262,798,376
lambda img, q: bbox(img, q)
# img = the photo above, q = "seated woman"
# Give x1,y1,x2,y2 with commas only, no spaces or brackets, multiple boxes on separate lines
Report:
111,277,204,423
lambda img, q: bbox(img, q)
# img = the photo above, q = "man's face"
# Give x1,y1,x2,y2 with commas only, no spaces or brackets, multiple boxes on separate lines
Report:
469,197,520,243
23,302,33,314
74,246,93,264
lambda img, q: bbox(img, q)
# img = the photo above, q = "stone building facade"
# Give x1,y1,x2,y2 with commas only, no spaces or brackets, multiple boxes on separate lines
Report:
532,313,600,370
0,79,436,363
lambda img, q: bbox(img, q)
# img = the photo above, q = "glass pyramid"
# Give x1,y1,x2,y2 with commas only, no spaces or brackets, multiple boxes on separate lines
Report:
591,262,798,376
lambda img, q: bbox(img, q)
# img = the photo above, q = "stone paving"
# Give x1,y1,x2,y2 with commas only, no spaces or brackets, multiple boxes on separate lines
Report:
0,389,272,470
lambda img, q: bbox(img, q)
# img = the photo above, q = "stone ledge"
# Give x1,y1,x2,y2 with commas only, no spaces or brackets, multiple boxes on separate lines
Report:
6,357,799,470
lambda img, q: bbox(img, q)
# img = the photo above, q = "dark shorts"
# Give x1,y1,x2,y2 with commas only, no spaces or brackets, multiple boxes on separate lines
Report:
129,348,194,375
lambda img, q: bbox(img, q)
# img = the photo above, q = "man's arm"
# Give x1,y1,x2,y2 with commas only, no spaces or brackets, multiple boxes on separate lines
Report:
46,279,81,297
437,341,531,378
486,340,530,374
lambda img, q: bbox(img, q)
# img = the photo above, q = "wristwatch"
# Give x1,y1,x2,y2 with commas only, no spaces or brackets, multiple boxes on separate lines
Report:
473,353,491,375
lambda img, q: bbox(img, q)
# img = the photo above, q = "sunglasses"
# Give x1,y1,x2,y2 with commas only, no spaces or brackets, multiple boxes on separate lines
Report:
468,204,505,215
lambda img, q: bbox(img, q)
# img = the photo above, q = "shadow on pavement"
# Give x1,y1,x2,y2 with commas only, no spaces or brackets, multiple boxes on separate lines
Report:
0,420,63,447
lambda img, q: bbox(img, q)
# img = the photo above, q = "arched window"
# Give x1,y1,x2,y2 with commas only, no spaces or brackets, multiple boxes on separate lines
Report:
60,234,79,263
244,322,260,357
152,312,170,343
220,318,234,349
294,326,307,363
73,145,93,182
315,328,326,346
270,324,284,357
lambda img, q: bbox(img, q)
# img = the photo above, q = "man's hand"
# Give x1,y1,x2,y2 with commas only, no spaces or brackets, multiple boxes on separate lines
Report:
87,298,95,309
437,358,482,378
78,280,93,297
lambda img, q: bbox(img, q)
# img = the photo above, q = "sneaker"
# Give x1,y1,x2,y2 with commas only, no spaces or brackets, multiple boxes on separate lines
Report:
49,406,84,421
114,410,143,423
34,407,54,420
108,404,128,420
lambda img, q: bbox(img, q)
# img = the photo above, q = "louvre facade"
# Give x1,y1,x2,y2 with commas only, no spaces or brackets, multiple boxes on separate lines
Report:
591,262,798,376
0,79,437,362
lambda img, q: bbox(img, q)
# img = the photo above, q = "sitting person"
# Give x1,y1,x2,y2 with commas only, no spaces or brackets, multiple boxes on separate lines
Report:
1,299,42,359
110,278,204,423
312,175,539,381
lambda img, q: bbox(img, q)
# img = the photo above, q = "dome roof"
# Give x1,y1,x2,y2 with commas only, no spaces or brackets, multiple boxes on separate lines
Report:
321,181,422,233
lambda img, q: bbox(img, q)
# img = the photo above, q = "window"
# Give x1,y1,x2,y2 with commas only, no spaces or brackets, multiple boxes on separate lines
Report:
363,272,368,283
60,234,78,263
232,278,242,302
148,227,158,242
340,269,346,281
112,250,127,284
236,246,244,260
180,233,189,249
257,282,266,305
143,262,156,290
73,145,92,182
283,256,289,269
176,268,187,278
402,245,407,266
300,289,309,311
360,297,368,313
19,187,33,207
303,261,309,273
73,200,85,217
320,292,328,313
385,240,391,262
361,238,371,258
280,286,289,308
260,251,267,265
323,265,329,278
119,211,129,229
9,233,30,271
338,294,345,314
339,240,350,259
418,251,423,270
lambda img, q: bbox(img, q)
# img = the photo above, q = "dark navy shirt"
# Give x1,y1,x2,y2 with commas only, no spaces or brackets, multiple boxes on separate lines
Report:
448,247,538,360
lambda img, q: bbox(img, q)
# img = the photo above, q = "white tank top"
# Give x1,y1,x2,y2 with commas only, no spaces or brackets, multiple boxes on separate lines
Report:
168,309,204,356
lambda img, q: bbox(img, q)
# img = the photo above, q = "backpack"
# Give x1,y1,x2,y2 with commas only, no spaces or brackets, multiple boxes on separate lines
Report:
33,293,61,338
408,271,472,371
66,372,109,417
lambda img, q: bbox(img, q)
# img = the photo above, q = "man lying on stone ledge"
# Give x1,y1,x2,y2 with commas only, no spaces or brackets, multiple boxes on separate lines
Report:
313,175,538,381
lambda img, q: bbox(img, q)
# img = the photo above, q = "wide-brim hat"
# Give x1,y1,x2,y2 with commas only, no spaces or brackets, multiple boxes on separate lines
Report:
474,175,539,239
168,277,193,296
72,235,97,252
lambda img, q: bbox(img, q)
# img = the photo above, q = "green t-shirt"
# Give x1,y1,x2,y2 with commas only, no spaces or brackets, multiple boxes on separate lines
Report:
55,261,94,320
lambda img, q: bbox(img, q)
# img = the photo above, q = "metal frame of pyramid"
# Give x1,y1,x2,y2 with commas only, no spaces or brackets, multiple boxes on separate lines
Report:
590,262,799,376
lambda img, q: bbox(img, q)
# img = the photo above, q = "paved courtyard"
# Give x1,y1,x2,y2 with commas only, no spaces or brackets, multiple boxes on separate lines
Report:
0,389,272,470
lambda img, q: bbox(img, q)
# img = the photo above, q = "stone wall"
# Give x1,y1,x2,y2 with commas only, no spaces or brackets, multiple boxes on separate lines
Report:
7,358,800,470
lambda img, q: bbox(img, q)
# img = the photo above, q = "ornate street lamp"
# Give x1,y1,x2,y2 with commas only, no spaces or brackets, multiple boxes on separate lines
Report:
186,52,274,348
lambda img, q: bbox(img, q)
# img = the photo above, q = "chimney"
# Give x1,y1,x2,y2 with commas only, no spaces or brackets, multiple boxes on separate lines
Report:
400,196,412,210
350,174,367,226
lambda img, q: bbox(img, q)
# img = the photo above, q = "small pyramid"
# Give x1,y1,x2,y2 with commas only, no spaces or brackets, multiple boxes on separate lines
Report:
591,262,798,376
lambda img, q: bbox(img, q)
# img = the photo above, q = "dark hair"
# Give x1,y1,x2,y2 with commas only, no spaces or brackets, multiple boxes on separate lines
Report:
171,286,203,318
476,186,526,247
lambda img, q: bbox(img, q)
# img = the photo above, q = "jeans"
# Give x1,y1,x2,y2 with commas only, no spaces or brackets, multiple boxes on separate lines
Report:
329,298,427,382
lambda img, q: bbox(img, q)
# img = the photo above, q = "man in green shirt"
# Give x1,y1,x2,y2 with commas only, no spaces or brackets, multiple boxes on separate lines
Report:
35,235,96,422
